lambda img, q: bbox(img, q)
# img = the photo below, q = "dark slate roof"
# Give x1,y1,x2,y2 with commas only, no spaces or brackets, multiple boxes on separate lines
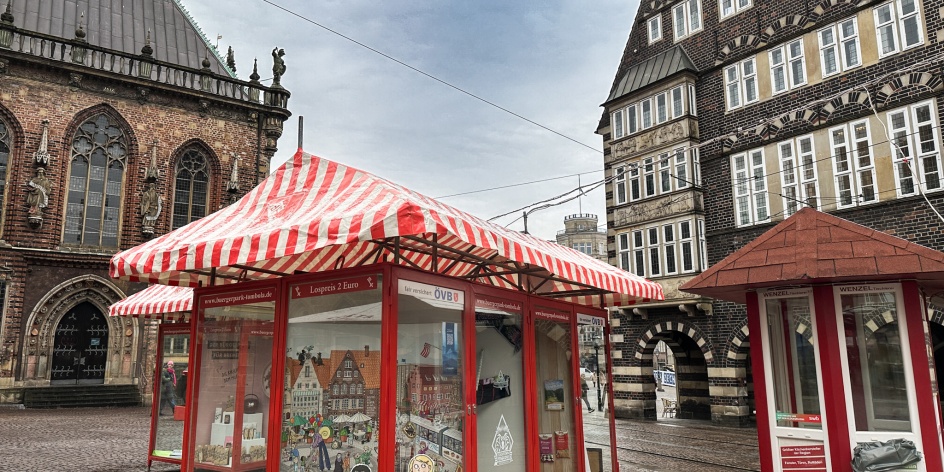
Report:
605,45,697,103
8,0,234,77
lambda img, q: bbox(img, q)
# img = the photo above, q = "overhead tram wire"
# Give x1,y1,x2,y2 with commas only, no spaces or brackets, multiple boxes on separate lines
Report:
259,0,603,155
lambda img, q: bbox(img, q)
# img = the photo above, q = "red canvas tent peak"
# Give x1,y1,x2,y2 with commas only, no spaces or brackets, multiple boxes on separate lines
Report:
110,149,662,307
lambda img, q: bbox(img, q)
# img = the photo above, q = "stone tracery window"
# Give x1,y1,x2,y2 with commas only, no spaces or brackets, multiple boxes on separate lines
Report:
0,120,9,214
65,114,127,247
172,148,210,229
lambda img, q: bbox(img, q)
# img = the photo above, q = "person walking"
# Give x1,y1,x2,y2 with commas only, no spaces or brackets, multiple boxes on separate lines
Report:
159,361,177,415
580,377,594,413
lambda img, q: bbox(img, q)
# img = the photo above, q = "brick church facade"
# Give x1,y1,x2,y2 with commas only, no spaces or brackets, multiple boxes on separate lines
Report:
0,0,290,402
599,0,944,426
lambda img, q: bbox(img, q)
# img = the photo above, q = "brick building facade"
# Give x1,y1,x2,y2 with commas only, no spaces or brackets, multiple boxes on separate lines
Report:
598,0,944,426
0,0,290,402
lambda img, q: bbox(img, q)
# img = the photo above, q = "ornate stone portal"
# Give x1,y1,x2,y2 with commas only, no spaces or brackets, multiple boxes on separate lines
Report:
20,275,136,386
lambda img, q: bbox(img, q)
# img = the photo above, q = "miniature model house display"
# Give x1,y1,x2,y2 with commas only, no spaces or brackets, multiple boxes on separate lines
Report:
110,150,663,471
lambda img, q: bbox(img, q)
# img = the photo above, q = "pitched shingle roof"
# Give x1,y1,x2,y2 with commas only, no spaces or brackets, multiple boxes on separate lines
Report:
680,208,944,303
605,45,697,103
9,0,233,76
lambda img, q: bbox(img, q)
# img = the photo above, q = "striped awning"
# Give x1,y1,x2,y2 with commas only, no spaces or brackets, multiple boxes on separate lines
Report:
108,284,193,320
110,150,663,307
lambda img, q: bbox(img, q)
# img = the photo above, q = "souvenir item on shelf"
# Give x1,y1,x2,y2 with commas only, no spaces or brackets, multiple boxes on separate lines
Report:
244,393,260,414
555,431,570,458
539,434,555,462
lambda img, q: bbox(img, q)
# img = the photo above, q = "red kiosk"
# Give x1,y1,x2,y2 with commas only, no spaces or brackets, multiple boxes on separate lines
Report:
110,150,663,472
681,208,944,472
110,284,195,469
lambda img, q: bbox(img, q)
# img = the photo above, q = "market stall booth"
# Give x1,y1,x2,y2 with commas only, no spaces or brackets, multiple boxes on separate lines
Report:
110,150,663,472
681,208,944,472
109,284,195,468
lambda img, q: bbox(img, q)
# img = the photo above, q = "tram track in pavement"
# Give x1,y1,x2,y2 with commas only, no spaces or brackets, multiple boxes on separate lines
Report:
582,416,761,471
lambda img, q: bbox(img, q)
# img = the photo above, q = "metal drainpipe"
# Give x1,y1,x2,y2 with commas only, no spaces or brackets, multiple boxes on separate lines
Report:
255,111,263,185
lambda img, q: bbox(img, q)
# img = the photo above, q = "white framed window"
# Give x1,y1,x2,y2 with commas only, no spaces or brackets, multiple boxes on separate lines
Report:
779,136,818,217
572,242,592,255
720,0,752,19
697,218,707,270
679,221,694,273
672,86,684,118
660,154,672,193
830,120,877,208
688,84,698,116
612,109,624,139
724,57,758,110
648,15,663,43
632,231,645,277
819,18,861,77
874,0,923,57
642,99,653,129
627,104,638,135
732,149,770,226
675,149,689,189
617,233,631,271
673,0,702,41
770,39,806,94
691,148,701,186
644,157,656,197
647,227,661,276
629,165,641,201
663,224,677,275
657,92,668,124
615,166,627,205
889,101,943,197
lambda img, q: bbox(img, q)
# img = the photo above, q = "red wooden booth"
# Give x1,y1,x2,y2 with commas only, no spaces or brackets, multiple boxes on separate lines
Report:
109,284,195,469
110,150,663,472
681,208,944,472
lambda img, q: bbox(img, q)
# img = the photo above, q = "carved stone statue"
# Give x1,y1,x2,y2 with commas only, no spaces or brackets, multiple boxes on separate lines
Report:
271,48,286,86
140,182,162,235
27,168,51,225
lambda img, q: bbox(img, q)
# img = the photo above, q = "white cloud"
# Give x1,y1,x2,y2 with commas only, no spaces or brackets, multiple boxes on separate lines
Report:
183,0,637,240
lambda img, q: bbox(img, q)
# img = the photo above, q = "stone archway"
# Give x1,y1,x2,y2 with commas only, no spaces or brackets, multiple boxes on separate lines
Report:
20,275,137,386
637,320,713,420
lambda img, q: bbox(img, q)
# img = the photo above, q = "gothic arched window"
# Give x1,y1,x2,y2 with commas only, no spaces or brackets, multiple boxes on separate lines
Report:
65,114,127,247
172,149,209,229
0,120,9,208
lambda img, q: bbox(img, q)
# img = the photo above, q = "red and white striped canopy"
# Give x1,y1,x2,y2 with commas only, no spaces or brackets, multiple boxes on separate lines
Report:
108,284,193,320
110,150,663,307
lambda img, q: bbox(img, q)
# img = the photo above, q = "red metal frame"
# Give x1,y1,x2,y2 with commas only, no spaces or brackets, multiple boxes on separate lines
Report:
186,279,280,472
902,281,944,472
181,263,608,472
746,292,774,472
148,322,192,468
812,285,850,472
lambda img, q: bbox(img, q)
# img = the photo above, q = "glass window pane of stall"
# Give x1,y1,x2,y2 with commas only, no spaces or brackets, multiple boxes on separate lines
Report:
192,289,275,471
534,308,579,471
282,274,383,472
842,291,912,432
474,296,526,471
154,328,190,460
396,280,466,472
766,297,822,429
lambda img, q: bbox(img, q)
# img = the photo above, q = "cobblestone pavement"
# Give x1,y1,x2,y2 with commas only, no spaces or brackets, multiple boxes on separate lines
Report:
0,406,759,472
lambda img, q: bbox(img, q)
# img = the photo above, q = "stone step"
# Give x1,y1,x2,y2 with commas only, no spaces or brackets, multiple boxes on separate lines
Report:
23,385,141,409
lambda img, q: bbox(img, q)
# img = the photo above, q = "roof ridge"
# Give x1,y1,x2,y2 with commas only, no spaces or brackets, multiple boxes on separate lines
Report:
172,0,236,78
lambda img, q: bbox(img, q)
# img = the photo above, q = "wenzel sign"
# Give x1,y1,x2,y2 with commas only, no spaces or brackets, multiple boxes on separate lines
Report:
398,280,464,308
202,288,275,308
291,275,378,299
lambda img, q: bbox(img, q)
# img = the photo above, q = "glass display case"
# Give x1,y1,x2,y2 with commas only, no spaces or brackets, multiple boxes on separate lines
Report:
176,264,614,472
188,283,277,472
149,323,191,466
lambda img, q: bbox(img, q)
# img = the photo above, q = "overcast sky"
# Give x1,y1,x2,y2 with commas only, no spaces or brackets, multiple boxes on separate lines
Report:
184,0,638,240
